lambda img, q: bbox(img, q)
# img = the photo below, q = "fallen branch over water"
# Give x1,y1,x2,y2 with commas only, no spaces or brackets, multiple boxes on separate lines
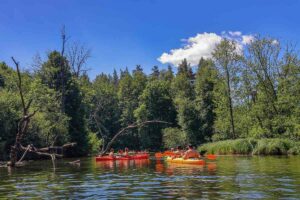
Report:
99,120,170,156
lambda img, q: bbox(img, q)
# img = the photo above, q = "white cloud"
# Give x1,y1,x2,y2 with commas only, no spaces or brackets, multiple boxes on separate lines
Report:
229,31,242,37
242,35,255,45
272,39,279,45
158,31,254,66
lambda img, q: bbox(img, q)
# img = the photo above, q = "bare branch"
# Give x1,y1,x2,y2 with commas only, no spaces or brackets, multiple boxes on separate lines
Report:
100,120,170,156
11,57,26,115
67,41,91,77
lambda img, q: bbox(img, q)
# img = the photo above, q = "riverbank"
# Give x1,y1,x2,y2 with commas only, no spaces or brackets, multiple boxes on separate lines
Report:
198,138,300,155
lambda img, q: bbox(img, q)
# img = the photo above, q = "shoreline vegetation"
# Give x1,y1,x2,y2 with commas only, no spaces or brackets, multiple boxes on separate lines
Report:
198,138,300,155
1,31,300,163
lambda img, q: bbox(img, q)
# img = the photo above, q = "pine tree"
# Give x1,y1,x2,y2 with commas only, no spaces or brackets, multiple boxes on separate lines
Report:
150,66,160,80
112,68,119,86
40,51,88,155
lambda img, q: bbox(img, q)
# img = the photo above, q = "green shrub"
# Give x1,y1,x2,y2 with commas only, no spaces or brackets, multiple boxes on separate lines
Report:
288,141,300,155
252,138,293,155
198,139,255,155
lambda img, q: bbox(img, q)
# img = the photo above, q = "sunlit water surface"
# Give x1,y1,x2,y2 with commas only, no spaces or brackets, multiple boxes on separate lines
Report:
1,156,300,199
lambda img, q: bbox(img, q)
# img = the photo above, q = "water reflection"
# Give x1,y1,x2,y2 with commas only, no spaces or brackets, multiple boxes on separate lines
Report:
207,162,217,174
95,159,150,172
155,159,208,175
0,156,300,199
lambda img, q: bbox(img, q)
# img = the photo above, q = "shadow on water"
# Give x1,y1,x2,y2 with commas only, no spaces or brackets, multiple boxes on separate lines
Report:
0,156,300,199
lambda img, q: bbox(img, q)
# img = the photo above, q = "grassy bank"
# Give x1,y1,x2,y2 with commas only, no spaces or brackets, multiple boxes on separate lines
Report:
198,138,300,155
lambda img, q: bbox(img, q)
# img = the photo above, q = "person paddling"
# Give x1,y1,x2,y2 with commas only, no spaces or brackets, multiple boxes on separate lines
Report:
118,149,124,155
183,144,200,159
123,147,129,156
108,148,114,157
172,146,184,158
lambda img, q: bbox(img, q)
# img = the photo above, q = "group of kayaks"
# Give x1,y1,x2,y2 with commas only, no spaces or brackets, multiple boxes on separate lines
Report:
95,151,216,165
95,153,149,161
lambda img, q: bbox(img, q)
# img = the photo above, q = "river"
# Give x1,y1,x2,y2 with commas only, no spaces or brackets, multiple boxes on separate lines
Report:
0,156,300,199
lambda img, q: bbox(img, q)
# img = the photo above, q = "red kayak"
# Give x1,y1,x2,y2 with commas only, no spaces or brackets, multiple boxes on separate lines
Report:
96,154,149,162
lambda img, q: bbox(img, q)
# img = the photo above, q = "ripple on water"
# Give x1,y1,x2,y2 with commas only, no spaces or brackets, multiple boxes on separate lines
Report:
1,156,300,199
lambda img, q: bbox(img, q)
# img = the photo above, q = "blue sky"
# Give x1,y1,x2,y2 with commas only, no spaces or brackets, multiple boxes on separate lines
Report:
1,0,299,79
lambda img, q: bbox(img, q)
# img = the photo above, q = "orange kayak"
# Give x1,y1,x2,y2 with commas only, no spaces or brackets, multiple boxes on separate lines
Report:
155,151,217,160
96,154,149,162
155,152,180,158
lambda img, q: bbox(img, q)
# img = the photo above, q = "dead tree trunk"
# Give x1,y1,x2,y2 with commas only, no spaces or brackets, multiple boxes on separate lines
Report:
8,57,77,167
9,57,37,167
60,25,67,113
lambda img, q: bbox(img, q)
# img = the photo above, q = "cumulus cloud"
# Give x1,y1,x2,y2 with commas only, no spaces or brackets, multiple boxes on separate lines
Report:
158,31,254,66
229,31,242,37
242,35,255,45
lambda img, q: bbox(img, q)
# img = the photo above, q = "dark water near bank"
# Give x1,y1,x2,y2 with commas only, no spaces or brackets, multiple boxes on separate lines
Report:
1,156,300,199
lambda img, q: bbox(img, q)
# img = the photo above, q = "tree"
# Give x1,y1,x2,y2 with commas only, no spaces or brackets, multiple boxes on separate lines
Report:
195,58,218,142
39,51,71,112
162,127,187,148
177,59,188,75
135,80,176,149
117,67,147,149
39,51,88,155
212,39,241,139
150,66,160,80
67,42,91,77
9,57,38,166
90,74,120,150
160,65,174,82
243,38,300,138
112,69,119,87
133,65,143,74
171,60,197,144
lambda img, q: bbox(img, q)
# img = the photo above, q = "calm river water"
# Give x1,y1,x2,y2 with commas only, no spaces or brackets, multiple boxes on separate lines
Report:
0,156,300,199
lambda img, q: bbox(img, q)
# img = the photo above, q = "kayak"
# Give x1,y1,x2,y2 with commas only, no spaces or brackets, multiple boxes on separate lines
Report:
155,152,164,158
163,151,175,156
155,151,217,160
96,154,149,162
155,152,179,158
96,156,114,161
166,157,205,165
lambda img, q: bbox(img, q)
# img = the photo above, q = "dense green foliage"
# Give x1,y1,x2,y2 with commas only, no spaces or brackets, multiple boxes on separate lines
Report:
1,36,300,159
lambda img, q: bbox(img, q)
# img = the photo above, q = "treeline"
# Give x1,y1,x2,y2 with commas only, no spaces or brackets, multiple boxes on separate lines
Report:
1,36,300,159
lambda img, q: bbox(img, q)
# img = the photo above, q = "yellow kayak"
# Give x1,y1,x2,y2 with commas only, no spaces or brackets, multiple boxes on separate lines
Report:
166,157,205,165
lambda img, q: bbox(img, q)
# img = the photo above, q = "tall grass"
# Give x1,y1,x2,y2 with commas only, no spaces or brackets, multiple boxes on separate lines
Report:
287,141,300,155
252,138,292,155
198,138,299,155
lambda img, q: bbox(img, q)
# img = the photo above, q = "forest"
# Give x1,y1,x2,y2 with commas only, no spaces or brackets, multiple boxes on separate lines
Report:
1,35,300,161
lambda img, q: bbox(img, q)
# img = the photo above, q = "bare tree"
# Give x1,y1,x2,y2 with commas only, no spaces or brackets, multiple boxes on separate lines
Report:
9,57,38,167
67,41,91,77
31,53,43,73
60,25,69,112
